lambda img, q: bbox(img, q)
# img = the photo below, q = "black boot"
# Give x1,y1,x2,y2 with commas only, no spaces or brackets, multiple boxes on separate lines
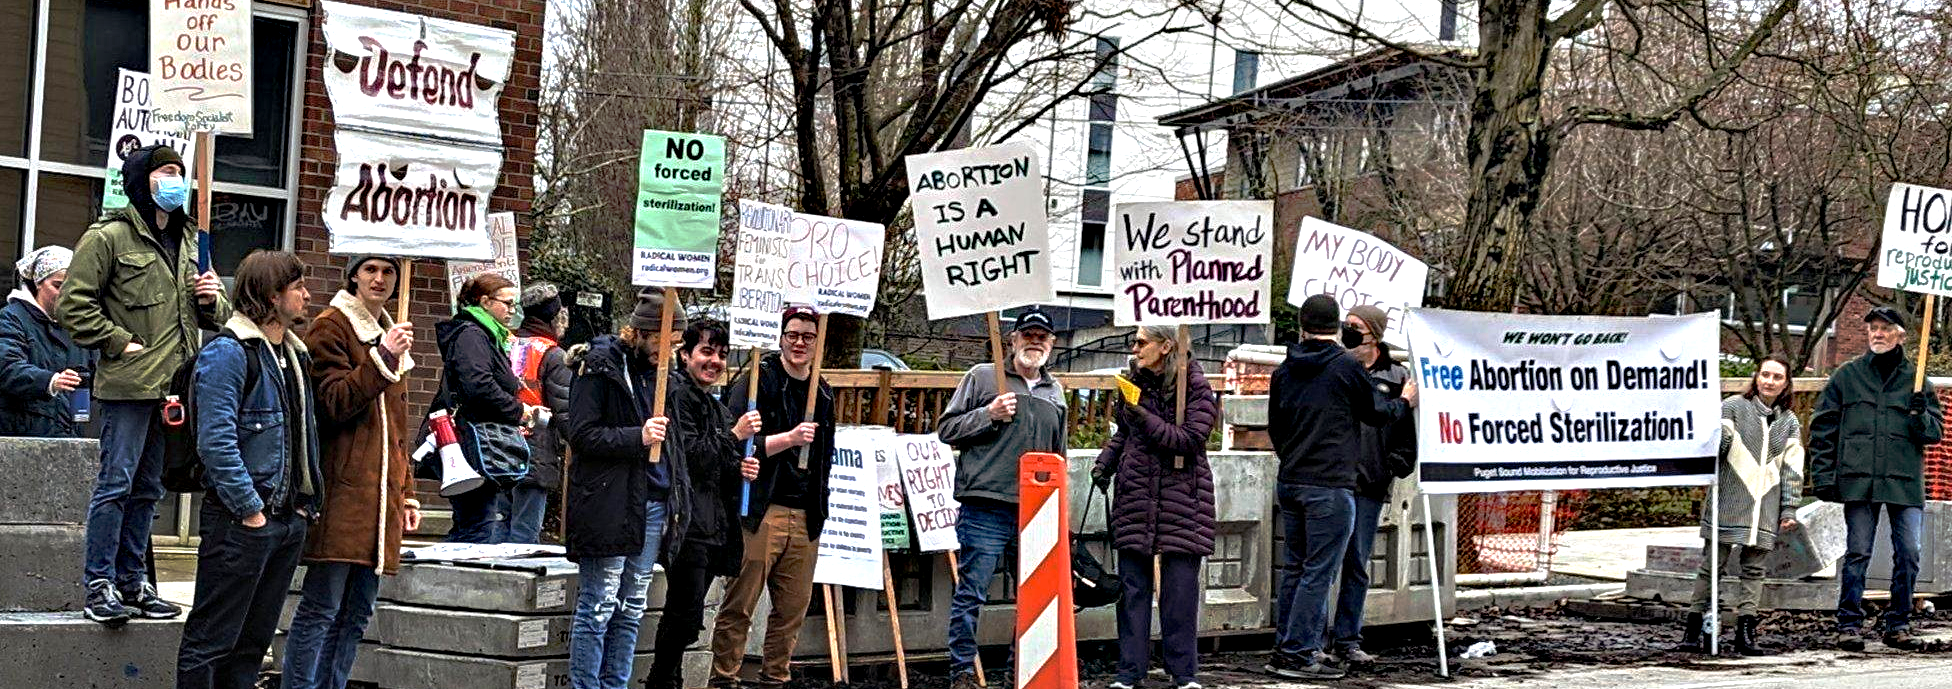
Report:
1678,611,1707,652
1736,615,1774,656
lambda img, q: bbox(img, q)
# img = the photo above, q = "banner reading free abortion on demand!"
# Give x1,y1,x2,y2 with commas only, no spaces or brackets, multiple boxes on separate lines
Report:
1404,309,1720,494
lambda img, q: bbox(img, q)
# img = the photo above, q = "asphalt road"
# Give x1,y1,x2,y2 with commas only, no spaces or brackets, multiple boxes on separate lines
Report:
1253,652,1952,688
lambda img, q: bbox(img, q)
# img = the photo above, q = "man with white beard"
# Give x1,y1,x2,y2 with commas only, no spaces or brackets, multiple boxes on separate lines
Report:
937,306,1069,689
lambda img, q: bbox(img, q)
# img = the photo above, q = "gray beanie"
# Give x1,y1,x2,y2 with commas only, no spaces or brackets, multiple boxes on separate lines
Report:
343,256,401,298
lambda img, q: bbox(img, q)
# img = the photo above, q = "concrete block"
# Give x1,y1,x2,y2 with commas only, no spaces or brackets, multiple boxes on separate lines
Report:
1625,569,1839,611
1221,394,1267,427
269,634,381,685
382,558,580,614
368,603,675,657
366,646,708,689
0,612,179,687
0,437,99,524
0,524,86,612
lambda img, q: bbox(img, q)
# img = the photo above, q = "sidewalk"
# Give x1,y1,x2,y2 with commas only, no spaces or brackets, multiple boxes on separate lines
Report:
1551,527,1697,580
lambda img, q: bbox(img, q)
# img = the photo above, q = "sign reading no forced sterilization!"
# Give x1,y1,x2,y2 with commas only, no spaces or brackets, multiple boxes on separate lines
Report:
1879,182,1952,297
634,131,725,288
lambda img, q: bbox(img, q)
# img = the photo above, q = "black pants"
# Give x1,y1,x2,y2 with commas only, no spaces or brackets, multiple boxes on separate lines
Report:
649,539,716,688
1115,549,1202,684
176,503,307,689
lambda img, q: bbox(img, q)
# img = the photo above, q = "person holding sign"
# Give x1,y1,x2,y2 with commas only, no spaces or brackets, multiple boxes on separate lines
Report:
0,246,92,439
710,306,836,687
1264,295,1415,680
1090,325,1218,689
561,289,684,689
1328,306,1418,668
61,143,227,625
936,307,1069,689
1810,306,1943,652
433,274,527,544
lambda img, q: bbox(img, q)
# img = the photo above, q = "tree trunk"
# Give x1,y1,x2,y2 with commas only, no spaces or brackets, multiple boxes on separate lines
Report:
1450,0,1555,312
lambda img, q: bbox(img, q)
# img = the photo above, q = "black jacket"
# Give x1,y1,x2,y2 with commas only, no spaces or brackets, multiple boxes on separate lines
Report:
0,295,91,438
562,336,692,560
434,316,525,426
1269,338,1410,491
724,351,834,539
1353,348,1417,502
673,368,748,576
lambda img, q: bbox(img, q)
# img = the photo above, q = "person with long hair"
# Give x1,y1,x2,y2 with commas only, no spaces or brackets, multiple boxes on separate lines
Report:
435,273,527,543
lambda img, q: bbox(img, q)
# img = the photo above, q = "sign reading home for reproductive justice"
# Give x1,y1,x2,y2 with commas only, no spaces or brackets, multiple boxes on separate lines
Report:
1879,183,1952,297
1404,309,1720,494
904,143,1056,320
633,130,725,288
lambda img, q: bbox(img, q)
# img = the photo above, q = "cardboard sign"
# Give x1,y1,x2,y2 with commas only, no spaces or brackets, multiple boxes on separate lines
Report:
730,200,800,349
324,129,499,260
632,131,726,288
893,433,959,553
319,0,515,147
789,213,885,319
150,0,253,135
877,443,912,551
1287,216,1430,344
1404,309,1720,494
103,69,197,209
1113,201,1274,326
1879,182,1952,296
814,426,891,590
447,212,520,304
904,143,1055,319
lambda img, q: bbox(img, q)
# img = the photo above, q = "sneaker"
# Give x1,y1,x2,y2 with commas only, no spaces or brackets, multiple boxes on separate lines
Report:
1175,682,1203,689
119,582,182,619
1263,653,1307,680
1837,631,1866,652
950,671,982,689
1106,681,1137,689
1340,647,1376,665
1295,659,1347,680
1884,628,1924,651
82,579,131,626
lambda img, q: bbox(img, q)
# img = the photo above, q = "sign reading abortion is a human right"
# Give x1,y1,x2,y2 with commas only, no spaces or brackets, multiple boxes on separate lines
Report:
1404,309,1720,494
904,143,1055,320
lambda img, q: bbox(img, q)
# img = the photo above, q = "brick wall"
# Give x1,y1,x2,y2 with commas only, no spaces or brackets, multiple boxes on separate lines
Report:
291,0,547,414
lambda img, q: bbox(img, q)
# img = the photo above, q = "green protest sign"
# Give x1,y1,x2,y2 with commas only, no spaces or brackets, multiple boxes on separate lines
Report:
632,130,725,288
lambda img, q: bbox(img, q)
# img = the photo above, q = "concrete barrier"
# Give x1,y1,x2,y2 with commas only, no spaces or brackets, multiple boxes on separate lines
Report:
0,524,87,612
0,438,98,525
0,613,180,687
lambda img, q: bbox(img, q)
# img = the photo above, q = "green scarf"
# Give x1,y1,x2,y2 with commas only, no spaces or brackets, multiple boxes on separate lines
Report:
461,305,513,353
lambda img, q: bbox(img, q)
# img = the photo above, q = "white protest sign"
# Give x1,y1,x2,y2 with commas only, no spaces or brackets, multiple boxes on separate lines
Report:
104,69,197,209
324,129,499,260
788,213,885,319
150,0,253,135
1113,201,1274,326
730,200,802,349
1404,309,1720,494
1288,216,1429,344
319,0,515,147
447,212,520,304
1879,183,1952,296
893,433,959,553
814,426,891,590
905,143,1055,320
877,444,912,551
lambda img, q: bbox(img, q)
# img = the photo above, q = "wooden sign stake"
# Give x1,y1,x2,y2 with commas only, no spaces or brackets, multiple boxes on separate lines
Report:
987,312,1009,396
648,286,676,464
823,584,845,682
1916,294,1938,393
882,556,910,689
796,313,830,470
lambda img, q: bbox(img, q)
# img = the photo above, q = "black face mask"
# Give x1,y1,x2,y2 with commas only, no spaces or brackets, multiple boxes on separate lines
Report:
1341,325,1366,350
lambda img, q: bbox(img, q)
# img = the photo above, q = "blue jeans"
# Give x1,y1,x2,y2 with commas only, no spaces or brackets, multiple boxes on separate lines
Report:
503,484,549,544
1331,494,1385,651
1273,484,1354,659
947,500,1017,674
85,399,166,587
1838,502,1922,633
446,484,505,544
281,563,381,689
570,500,667,689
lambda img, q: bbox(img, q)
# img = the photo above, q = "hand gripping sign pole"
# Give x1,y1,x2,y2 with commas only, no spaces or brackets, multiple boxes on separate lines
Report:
796,313,830,470
1016,452,1077,689
647,287,677,465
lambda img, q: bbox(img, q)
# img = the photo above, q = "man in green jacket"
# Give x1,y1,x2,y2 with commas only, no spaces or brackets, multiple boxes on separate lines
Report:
1808,305,1943,651
57,144,230,625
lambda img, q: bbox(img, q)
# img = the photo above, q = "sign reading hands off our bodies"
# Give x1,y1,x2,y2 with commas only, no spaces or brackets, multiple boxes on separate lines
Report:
1288,217,1429,344
150,0,253,134
1880,183,1952,296
1113,201,1274,326
904,143,1056,319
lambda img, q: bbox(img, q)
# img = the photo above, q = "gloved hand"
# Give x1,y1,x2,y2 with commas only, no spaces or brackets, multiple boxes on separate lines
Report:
1912,391,1932,415
1091,465,1112,491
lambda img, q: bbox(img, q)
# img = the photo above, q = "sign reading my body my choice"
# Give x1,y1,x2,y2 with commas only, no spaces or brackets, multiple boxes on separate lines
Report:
150,0,253,135
1879,182,1952,297
904,143,1055,320
1288,216,1429,345
1113,201,1273,326
633,131,725,288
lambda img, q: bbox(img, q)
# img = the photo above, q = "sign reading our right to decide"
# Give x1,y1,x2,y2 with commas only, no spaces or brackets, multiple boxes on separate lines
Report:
1880,182,1952,296
1404,309,1720,494
1112,201,1274,326
633,130,725,288
904,143,1055,320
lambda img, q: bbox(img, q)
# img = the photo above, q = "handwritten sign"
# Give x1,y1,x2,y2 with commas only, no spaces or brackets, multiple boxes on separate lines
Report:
1112,201,1273,326
1879,183,1952,297
448,212,520,304
1287,216,1430,344
904,143,1055,319
150,0,253,135
893,433,959,553
103,69,198,208
324,129,499,260
789,213,884,319
730,200,802,349
633,130,725,288
877,443,912,550
814,426,891,590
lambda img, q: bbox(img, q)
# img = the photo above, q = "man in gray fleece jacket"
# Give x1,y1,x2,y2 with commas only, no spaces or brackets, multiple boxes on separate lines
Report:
937,307,1068,689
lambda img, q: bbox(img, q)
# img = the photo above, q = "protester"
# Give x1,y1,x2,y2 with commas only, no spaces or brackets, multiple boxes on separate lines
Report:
1265,295,1414,680
649,319,761,689
60,143,227,624
435,273,528,543
1328,305,1417,666
562,288,682,689
0,246,90,438
710,306,836,687
176,251,320,689
1809,306,1942,651
505,282,572,543
1677,355,1801,656
937,306,1069,689
1090,325,1217,689
282,256,419,689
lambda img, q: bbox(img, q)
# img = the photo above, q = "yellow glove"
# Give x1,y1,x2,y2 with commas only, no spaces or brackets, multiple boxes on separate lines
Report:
1113,374,1141,407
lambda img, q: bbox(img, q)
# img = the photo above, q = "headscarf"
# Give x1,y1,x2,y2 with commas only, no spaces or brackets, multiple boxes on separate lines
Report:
16,246,73,286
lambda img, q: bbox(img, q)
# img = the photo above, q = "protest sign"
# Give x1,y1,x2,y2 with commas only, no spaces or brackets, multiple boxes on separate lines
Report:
789,213,885,318
730,200,802,349
814,426,890,590
1113,201,1273,326
150,0,252,135
633,131,725,288
1288,216,1429,344
1879,183,1952,297
904,143,1055,320
893,433,959,553
323,129,499,260
876,444,912,551
1404,309,1720,494
447,212,520,304
319,0,515,147
103,69,197,208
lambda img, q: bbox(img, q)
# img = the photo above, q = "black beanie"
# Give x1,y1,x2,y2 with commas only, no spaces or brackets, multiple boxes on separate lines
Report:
342,256,401,298
522,282,563,325
146,146,185,176
121,145,185,219
1300,294,1342,335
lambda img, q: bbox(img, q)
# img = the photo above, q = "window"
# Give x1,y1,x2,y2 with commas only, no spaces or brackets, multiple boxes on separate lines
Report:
1233,50,1260,95
1086,123,1113,186
1080,37,1117,289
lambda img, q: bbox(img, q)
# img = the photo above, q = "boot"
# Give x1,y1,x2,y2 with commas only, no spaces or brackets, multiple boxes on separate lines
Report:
1736,615,1774,656
1677,611,1707,653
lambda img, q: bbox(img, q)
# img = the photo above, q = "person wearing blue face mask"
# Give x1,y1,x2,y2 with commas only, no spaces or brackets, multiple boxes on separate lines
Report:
59,143,230,626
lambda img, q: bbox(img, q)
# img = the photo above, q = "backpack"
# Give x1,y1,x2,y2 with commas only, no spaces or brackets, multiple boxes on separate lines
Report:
1071,483,1123,609
161,330,262,493
510,335,559,408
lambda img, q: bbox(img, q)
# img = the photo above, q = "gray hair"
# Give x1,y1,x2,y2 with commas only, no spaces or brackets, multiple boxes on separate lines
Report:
1138,325,1177,352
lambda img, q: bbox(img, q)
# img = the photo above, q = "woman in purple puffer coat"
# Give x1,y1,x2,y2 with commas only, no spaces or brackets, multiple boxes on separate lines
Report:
1091,324,1219,689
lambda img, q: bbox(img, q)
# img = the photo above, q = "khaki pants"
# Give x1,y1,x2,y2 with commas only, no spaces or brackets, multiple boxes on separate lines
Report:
1690,542,1768,617
710,505,819,683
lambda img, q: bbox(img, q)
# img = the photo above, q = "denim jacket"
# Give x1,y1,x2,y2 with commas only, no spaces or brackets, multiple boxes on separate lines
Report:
195,314,321,519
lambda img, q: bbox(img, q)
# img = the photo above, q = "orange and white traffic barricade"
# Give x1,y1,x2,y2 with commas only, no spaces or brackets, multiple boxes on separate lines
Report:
1015,452,1077,689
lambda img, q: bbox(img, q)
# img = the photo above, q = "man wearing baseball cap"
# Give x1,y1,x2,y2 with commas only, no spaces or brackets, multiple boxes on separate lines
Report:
1810,304,1943,651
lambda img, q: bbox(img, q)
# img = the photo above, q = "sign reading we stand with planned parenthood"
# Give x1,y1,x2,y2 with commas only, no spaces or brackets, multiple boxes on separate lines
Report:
1112,201,1274,326
1404,309,1720,494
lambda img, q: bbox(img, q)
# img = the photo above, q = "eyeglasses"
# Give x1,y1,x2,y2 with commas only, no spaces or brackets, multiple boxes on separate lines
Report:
487,297,516,308
783,332,818,344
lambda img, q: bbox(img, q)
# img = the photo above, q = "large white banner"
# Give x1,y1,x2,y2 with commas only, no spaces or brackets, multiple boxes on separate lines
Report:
904,143,1055,320
893,433,959,553
1879,182,1952,297
1404,309,1720,494
150,0,253,134
789,213,885,319
323,129,499,260
1113,201,1274,326
729,200,802,349
815,426,891,590
1288,217,1429,344
104,69,197,209
447,212,520,304
319,0,514,146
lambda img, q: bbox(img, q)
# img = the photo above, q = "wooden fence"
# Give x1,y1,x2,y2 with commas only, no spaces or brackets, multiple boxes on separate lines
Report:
822,370,1226,445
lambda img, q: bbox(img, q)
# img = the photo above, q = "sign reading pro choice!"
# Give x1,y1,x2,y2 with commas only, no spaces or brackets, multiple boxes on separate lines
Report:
1113,201,1273,326
634,131,725,288
904,143,1055,319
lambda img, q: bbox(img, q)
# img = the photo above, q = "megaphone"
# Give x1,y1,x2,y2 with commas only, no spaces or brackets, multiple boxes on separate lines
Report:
429,410,485,497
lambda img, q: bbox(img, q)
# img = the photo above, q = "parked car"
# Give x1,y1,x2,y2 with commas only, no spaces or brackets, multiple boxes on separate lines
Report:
860,348,911,370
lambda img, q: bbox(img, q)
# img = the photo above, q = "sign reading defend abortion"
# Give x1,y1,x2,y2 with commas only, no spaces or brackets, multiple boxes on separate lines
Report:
1879,182,1952,297
1404,309,1720,494
1113,201,1273,326
904,143,1055,320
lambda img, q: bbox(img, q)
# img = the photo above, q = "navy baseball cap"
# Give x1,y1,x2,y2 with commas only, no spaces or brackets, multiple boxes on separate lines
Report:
1013,308,1054,334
